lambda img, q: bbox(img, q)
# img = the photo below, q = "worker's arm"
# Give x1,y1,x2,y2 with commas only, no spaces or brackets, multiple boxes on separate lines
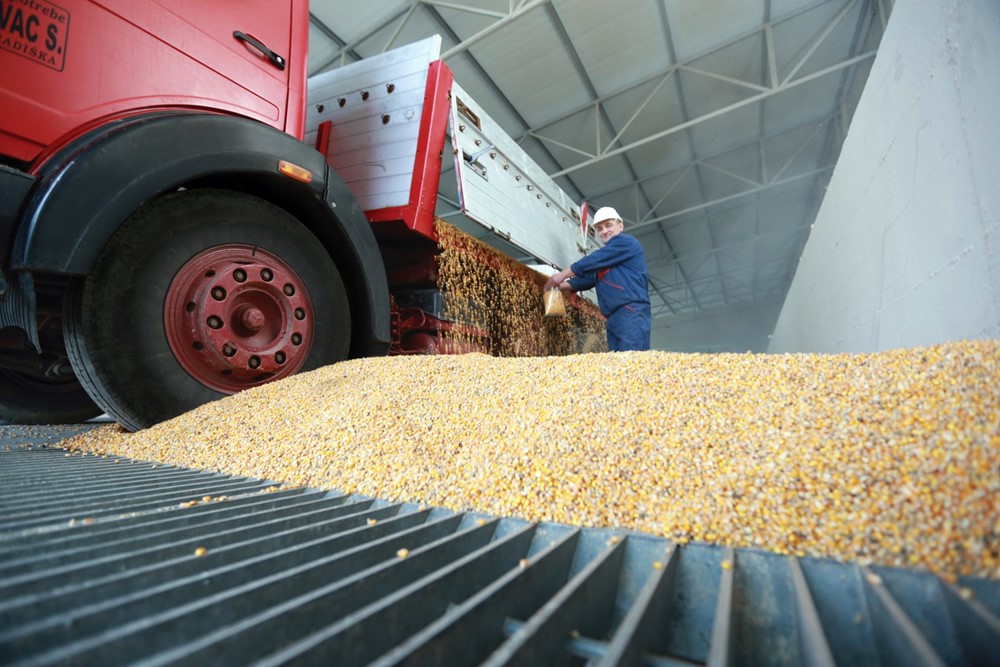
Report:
567,272,596,291
569,235,642,276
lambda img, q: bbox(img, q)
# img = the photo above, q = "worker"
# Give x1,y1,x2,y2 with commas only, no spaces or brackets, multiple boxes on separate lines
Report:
544,206,651,351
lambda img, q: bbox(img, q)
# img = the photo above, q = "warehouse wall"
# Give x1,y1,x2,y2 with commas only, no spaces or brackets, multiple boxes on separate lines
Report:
768,0,1000,352
653,298,783,353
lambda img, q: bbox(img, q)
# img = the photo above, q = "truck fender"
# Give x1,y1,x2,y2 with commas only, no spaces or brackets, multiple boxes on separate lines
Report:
12,111,390,355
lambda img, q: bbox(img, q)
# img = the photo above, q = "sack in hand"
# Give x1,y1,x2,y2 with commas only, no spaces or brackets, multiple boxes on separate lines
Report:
544,288,566,317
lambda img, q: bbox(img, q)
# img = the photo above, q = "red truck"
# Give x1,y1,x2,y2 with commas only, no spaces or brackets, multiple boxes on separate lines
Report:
0,0,592,430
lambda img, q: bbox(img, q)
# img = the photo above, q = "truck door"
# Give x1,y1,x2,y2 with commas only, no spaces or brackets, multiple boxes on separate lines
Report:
112,0,296,120
0,0,302,164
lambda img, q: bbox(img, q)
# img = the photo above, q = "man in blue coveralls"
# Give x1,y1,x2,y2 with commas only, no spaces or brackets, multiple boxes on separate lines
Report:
544,206,651,351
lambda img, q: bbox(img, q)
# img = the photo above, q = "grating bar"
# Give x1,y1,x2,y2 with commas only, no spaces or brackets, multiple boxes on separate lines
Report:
0,471,242,515
0,488,318,558
0,463,225,504
0,497,401,621
480,531,628,666
0,460,203,496
367,526,583,666
0,495,390,599
247,522,546,667
0,493,356,575
0,507,440,643
705,547,736,667
0,475,276,532
596,543,680,666
798,557,879,665
940,578,1000,664
1,510,454,664
860,566,948,667
0,439,997,667
113,519,517,666
788,556,837,667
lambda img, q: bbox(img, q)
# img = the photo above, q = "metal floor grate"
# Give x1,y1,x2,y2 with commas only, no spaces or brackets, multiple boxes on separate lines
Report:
1,439,998,666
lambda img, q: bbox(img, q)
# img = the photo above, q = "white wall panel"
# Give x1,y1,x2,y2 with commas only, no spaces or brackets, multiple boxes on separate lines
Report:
770,0,1000,352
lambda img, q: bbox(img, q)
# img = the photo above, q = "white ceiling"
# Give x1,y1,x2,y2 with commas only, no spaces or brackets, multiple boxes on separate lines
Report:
306,0,889,348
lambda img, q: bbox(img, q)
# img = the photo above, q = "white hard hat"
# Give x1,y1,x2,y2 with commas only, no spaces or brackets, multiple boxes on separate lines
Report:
592,206,621,224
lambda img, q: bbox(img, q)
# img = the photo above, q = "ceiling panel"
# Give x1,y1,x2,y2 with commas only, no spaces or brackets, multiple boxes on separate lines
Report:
555,0,674,96
663,0,766,62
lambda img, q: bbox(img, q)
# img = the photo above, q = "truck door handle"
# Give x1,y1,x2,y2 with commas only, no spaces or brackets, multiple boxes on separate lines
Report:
233,31,286,70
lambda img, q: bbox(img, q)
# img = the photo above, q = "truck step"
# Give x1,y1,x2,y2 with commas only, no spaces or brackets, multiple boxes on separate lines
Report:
1,440,997,666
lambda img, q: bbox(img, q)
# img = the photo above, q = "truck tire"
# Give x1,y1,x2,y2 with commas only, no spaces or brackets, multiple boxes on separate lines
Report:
0,370,102,425
64,189,351,431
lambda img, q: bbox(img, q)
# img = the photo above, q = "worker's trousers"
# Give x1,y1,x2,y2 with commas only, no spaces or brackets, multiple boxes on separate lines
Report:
606,302,651,351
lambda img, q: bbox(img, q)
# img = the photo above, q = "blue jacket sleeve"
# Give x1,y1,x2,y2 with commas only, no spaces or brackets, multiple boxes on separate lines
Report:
570,235,643,275
567,272,596,291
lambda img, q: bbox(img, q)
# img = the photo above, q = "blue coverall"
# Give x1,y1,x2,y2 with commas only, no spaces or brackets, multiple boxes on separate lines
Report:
567,234,651,351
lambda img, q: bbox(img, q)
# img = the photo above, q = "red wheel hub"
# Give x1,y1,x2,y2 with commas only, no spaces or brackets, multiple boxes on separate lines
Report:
164,244,314,393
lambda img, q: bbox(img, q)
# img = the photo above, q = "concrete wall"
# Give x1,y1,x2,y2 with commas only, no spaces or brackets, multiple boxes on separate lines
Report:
769,0,1000,352
653,298,783,353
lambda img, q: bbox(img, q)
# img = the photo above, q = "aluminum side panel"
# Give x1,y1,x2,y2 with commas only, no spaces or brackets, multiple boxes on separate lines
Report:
305,36,442,214
448,81,592,270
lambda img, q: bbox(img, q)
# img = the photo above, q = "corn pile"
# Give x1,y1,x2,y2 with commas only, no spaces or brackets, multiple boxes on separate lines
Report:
62,340,999,580
434,220,607,356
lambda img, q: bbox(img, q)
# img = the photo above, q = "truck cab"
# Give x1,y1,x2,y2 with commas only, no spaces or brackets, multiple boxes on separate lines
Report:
0,0,389,429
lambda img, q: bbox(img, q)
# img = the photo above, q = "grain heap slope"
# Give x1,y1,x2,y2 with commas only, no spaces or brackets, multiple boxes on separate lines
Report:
65,342,999,580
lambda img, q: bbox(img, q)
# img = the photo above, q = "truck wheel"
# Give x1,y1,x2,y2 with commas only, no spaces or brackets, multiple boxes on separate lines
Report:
0,369,102,425
64,189,351,431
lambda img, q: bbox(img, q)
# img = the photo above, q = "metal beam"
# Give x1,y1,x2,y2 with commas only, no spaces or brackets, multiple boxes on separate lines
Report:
644,224,811,271
632,165,834,232
309,6,415,73
547,50,876,178
589,113,839,204
658,255,797,297
782,0,861,85
650,264,796,318
436,0,551,60
654,0,705,309
509,0,856,147
420,0,506,19
678,65,771,94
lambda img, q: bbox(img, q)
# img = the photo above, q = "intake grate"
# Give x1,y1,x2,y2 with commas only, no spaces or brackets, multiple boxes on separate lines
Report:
1,434,998,666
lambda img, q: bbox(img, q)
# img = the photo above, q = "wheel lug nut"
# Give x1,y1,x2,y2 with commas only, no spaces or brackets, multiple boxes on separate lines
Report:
207,316,223,329
233,269,247,283
291,333,302,345
248,355,261,369
240,307,265,332
222,344,237,357
275,351,286,364
283,283,295,296
261,269,273,282
211,287,227,301
294,308,305,320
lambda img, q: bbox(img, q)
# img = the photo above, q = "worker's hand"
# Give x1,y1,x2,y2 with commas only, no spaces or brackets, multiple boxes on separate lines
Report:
544,269,574,291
